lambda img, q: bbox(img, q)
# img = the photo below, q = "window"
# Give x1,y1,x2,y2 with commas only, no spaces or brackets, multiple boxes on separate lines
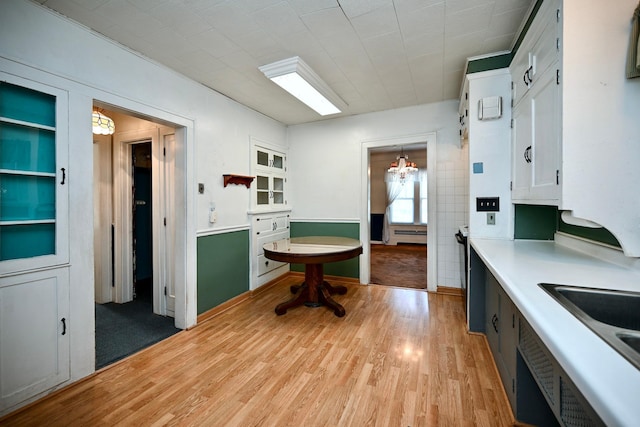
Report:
389,175,427,224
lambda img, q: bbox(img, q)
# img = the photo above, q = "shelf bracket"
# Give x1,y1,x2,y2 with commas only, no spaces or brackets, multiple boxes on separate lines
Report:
223,174,254,188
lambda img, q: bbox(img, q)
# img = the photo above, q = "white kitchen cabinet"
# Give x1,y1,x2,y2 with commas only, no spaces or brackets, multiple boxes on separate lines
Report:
0,267,70,413
510,0,560,205
510,0,640,257
0,77,69,272
251,141,287,210
250,211,290,290
0,76,71,414
511,1,560,109
511,68,560,203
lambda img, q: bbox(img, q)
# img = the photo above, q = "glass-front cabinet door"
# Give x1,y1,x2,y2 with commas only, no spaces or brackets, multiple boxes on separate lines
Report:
0,77,69,273
251,140,287,210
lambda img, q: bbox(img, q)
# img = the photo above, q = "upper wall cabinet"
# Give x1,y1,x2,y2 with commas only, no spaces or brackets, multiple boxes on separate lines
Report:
251,140,287,211
0,76,69,273
510,0,560,204
510,0,640,256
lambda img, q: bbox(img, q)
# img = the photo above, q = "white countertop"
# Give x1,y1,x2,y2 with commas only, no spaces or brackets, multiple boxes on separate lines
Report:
470,236,640,427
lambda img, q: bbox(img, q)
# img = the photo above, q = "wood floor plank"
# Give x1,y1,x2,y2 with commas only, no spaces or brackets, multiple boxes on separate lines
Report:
1,275,515,426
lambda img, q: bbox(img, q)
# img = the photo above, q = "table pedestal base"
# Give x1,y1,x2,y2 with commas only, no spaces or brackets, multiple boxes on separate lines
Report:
275,264,347,317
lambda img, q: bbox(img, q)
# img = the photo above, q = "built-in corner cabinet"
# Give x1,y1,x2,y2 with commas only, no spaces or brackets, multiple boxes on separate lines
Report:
248,139,290,290
0,76,70,413
510,0,560,204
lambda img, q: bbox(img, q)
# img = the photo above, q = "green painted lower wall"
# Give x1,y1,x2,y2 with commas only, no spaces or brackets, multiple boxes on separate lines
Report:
514,204,558,240
196,230,250,315
290,222,360,278
514,204,621,248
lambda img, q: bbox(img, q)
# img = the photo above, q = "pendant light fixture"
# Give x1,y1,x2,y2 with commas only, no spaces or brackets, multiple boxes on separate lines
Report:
92,110,115,135
386,148,419,184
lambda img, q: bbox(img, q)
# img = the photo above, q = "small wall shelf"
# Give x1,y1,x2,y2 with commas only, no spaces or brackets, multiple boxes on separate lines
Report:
223,174,254,188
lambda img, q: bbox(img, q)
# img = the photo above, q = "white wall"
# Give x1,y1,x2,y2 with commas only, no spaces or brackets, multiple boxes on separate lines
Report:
287,101,469,287
0,0,286,395
466,69,513,239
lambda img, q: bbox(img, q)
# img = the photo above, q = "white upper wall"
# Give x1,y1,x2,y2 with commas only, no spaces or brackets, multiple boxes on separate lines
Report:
0,0,287,233
287,101,459,221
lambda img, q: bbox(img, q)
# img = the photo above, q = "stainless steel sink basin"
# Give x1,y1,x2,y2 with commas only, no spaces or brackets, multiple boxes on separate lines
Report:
540,283,640,370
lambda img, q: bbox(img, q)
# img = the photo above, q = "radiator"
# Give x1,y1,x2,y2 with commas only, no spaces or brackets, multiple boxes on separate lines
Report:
394,229,427,236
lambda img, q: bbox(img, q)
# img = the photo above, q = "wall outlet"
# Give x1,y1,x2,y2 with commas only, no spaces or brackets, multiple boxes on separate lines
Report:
487,212,496,225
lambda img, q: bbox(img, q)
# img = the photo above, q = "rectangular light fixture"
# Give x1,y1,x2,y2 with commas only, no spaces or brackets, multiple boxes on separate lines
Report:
259,56,344,116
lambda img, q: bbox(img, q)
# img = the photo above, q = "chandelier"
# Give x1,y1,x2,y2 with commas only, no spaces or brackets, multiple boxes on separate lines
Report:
387,149,418,183
92,110,115,135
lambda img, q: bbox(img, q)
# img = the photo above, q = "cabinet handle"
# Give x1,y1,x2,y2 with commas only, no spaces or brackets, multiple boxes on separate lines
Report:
524,146,532,163
60,168,66,185
492,314,499,333
61,318,66,335
265,261,269,266
523,71,529,85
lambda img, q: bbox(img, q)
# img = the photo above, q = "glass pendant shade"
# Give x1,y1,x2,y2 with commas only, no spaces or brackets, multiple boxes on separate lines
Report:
92,111,115,135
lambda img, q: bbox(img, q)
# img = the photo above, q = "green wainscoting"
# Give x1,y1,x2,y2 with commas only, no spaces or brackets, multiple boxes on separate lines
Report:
558,219,621,248
514,205,558,240
514,204,621,248
196,230,250,315
290,222,360,278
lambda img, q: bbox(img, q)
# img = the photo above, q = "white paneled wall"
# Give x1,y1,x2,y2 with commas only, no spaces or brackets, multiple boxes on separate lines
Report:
436,142,469,288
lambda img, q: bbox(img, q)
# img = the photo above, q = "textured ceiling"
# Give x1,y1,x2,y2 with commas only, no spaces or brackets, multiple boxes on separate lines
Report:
33,0,534,125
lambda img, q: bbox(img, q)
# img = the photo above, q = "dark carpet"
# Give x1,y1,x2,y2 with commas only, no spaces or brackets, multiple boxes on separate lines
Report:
95,285,180,369
370,243,427,289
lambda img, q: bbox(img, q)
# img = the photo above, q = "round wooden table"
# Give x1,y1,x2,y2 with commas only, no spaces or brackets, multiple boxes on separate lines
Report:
263,236,362,317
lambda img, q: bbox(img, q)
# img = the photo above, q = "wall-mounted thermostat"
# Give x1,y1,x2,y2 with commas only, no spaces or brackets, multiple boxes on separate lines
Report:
478,96,502,120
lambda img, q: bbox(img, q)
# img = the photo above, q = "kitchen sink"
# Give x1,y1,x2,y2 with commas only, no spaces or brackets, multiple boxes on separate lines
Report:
540,283,640,370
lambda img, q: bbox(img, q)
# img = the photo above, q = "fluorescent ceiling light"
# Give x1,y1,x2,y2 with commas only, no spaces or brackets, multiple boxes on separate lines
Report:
259,57,345,116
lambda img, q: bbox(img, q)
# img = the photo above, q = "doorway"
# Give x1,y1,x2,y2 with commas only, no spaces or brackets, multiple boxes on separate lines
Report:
93,108,182,369
368,146,427,289
359,133,438,292
132,141,153,301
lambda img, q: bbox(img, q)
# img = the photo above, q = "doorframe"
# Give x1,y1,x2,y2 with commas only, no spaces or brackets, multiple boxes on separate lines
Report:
360,133,438,292
113,131,154,305
93,97,195,330
112,127,177,317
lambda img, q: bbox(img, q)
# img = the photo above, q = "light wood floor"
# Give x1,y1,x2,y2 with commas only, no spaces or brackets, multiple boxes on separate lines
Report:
3,275,514,426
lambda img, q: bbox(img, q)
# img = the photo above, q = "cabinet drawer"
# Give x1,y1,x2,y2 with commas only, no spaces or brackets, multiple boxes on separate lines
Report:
257,231,288,256
257,253,286,276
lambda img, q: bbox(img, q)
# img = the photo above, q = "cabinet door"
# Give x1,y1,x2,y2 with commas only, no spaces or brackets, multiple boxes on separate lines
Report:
529,69,560,201
485,272,500,356
255,146,285,173
0,268,70,412
0,78,69,273
511,69,560,203
499,287,518,409
511,100,532,200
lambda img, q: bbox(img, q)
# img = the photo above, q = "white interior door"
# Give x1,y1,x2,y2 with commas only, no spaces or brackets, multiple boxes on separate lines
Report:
156,130,176,316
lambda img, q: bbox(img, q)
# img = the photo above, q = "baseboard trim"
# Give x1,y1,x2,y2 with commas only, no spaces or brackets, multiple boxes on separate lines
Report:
437,286,463,297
